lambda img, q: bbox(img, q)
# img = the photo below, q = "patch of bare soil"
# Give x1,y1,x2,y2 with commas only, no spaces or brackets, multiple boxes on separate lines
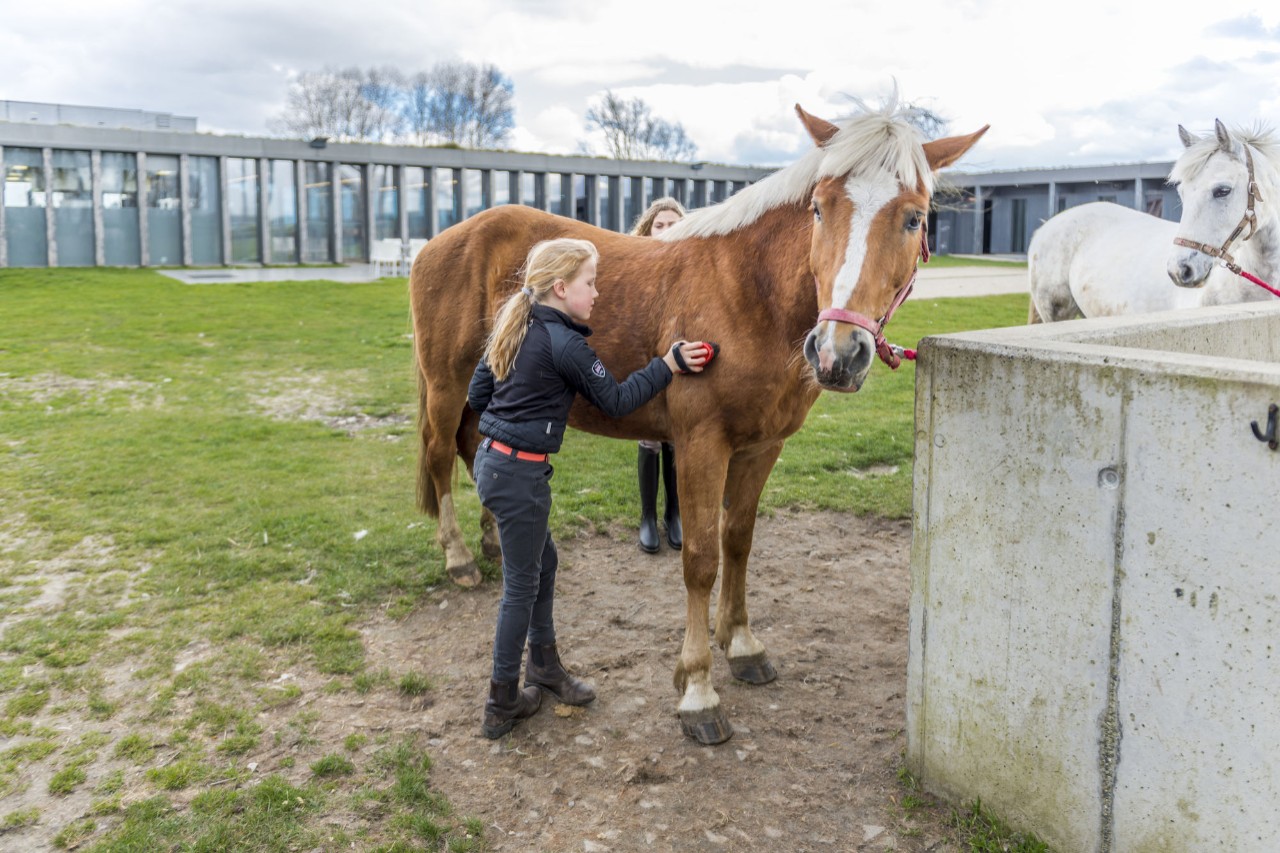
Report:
333,510,958,852
243,370,409,434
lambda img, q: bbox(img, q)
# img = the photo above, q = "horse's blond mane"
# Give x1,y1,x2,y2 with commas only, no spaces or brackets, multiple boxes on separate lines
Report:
662,97,931,241
1169,124,1280,196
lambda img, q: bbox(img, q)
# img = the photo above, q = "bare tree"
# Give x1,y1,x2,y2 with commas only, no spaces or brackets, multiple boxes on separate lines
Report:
420,62,514,148
584,91,697,161
273,66,403,143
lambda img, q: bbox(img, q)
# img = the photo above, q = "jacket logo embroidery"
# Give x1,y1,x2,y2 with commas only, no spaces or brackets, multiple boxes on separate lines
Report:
591,359,606,378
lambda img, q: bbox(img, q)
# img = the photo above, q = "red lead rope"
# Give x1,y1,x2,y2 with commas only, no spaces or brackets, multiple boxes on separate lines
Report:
1237,268,1280,299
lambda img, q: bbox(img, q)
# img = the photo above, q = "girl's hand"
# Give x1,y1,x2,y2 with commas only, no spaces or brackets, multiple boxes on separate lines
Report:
665,341,715,374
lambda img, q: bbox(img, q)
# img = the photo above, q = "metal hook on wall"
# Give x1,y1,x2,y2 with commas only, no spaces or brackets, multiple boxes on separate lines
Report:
1250,403,1279,450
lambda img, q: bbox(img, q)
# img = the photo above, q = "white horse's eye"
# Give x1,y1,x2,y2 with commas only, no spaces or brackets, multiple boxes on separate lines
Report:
1213,185,1232,199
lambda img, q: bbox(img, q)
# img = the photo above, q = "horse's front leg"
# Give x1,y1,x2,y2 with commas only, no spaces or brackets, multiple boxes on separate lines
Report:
716,442,783,685
671,441,732,744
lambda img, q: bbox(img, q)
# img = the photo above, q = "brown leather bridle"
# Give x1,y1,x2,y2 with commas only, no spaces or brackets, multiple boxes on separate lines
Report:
1172,146,1265,275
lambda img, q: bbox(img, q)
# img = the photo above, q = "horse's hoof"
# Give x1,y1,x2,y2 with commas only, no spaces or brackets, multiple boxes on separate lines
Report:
447,562,482,588
729,653,777,685
679,707,733,745
481,540,502,561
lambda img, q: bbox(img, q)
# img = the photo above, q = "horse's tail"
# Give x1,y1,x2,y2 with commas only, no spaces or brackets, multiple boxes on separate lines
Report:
1027,296,1044,324
417,348,442,514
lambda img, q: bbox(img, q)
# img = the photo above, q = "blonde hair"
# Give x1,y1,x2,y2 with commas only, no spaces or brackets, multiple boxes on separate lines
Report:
630,197,686,236
484,238,599,381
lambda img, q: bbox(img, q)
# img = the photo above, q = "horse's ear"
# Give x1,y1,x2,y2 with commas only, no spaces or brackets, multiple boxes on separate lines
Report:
922,125,990,172
1215,119,1233,151
795,104,840,147
1178,125,1198,149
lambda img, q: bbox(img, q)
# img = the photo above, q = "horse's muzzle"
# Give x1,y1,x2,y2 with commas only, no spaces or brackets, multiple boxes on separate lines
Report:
803,324,874,392
1167,249,1213,289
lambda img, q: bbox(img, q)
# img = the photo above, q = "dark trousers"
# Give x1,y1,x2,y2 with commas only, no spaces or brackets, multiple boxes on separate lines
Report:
474,445,558,683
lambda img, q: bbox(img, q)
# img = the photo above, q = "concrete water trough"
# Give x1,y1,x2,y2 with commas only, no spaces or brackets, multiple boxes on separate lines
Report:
907,301,1280,853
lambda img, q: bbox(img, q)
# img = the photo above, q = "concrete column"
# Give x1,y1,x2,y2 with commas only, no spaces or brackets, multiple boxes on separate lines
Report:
0,145,6,268
91,150,105,266
258,157,271,264
609,176,623,231
330,160,342,263
536,172,550,212
972,185,985,255
219,155,231,264
1134,176,1143,211
294,159,306,263
179,154,193,266
1047,181,1057,220
364,163,376,257
138,151,150,267
584,174,598,225
426,166,439,238
397,163,409,240
44,147,57,267
509,170,521,206
482,168,496,210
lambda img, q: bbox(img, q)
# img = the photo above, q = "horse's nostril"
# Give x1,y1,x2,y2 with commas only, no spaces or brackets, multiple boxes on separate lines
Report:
1181,263,1195,283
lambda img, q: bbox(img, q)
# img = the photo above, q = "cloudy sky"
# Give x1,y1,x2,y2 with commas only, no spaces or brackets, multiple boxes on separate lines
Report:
3,0,1280,173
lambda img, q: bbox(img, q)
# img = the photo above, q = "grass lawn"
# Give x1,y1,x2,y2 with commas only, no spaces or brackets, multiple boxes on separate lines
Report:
0,266,1028,849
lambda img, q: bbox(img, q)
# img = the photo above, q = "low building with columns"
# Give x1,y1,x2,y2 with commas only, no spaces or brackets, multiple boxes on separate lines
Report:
1,100,1181,268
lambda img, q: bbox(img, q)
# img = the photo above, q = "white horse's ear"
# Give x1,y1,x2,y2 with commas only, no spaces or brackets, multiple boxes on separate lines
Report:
1215,119,1233,151
1178,125,1197,149
795,105,840,147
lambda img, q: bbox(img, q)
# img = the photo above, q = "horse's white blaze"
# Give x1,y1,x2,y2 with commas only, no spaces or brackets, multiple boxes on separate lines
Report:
677,675,720,713
728,628,766,659
831,172,900,310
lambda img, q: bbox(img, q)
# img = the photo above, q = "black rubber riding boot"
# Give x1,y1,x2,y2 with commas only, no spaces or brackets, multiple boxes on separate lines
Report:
638,446,660,554
481,679,542,739
526,643,596,706
661,443,682,551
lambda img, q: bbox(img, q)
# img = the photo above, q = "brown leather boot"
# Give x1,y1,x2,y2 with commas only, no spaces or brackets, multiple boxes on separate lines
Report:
481,679,542,739
526,643,596,706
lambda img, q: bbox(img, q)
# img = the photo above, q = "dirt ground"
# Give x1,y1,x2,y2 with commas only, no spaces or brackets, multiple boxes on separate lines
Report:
343,510,962,852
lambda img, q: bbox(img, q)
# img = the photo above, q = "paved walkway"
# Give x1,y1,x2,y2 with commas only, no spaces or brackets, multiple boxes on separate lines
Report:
158,264,384,285
158,258,1031,299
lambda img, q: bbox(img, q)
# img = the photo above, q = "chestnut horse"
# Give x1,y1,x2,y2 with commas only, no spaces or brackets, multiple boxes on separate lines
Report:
410,100,987,744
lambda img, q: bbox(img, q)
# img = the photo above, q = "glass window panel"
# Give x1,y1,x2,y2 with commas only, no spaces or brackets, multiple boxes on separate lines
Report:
52,150,94,266
624,177,639,231
645,177,660,207
189,156,222,265
404,166,429,239
101,152,139,265
339,163,365,261
574,175,587,222
372,164,399,240
3,147,48,266
226,157,260,263
436,168,458,232
549,173,566,217
492,170,510,206
303,161,332,263
520,172,537,207
462,169,482,218
146,154,182,265
598,176,613,230
267,159,297,263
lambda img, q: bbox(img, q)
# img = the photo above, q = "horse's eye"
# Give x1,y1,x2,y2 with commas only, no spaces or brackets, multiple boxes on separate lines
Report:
811,201,822,223
906,212,923,231
1213,185,1232,199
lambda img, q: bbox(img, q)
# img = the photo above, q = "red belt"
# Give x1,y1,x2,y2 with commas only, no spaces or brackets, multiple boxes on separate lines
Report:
487,439,548,462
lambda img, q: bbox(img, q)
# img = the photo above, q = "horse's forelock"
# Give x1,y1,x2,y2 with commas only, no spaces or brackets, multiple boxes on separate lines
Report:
1170,123,1280,194
666,106,929,241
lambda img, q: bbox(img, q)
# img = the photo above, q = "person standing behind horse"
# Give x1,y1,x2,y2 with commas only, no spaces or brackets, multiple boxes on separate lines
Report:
629,197,687,553
468,237,710,738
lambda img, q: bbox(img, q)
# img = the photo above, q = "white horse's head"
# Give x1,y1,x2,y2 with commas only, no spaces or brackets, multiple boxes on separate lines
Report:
1168,120,1277,288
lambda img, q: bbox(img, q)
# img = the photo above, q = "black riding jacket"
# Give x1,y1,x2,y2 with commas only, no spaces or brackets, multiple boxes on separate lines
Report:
468,303,673,454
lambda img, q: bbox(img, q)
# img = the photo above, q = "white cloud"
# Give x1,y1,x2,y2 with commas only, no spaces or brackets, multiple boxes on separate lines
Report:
2,0,1280,172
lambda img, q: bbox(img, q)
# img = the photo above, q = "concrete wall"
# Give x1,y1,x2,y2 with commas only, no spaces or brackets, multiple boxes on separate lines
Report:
908,302,1280,852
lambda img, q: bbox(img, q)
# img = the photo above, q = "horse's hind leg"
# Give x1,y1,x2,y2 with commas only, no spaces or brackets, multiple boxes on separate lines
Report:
716,443,783,685
457,408,501,562
423,380,481,587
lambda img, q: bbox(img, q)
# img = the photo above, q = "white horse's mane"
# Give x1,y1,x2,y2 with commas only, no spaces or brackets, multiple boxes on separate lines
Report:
661,95,932,241
1169,124,1280,196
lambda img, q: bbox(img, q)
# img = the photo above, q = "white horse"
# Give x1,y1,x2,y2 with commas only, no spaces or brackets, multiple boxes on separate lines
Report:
1028,120,1280,323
